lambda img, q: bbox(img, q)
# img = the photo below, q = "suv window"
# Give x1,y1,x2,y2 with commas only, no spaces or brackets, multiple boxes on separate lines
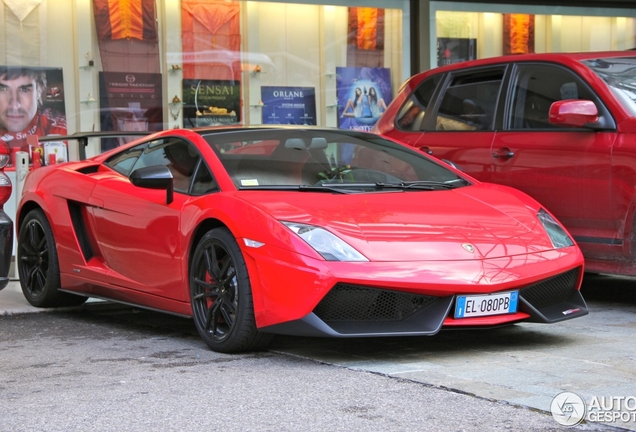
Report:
434,68,504,131
395,75,441,131
508,63,599,130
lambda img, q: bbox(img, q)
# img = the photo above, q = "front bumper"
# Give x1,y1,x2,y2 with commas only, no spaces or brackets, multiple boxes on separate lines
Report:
0,210,13,291
260,266,588,337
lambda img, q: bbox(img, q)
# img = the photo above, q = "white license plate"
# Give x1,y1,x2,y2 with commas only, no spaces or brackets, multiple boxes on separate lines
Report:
454,291,519,319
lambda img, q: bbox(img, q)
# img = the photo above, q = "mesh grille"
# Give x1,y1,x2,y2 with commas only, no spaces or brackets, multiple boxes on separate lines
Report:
68,201,94,262
76,165,99,174
313,284,438,322
520,267,581,309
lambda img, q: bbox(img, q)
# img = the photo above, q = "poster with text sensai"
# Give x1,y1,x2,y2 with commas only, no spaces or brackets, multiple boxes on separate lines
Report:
182,79,240,128
336,67,392,131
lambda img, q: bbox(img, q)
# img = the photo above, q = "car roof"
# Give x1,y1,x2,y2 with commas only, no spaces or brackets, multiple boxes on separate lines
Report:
417,50,636,75
189,124,365,135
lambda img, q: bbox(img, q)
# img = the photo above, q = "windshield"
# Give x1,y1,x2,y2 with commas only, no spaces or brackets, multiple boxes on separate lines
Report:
582,56,636,115
200,129,468,191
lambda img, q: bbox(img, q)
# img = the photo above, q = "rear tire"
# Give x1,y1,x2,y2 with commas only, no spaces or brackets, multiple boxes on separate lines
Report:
190,227,273,353
18,209,87,308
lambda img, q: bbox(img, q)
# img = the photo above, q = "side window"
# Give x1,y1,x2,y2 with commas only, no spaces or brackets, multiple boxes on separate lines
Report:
396,75,441,131
433,68,504,132
104,144,146,176
509,64,598,130
132,138,201,194
191,162,217,195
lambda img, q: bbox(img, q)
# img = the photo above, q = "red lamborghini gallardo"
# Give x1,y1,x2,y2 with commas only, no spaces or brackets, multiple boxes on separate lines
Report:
17,126,587,353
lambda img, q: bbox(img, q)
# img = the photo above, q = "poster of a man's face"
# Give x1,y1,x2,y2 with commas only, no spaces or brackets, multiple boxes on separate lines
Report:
0,66,67,159
0,69,42,133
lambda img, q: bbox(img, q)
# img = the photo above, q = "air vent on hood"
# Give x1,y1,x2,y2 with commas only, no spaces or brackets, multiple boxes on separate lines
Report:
76,165,100,174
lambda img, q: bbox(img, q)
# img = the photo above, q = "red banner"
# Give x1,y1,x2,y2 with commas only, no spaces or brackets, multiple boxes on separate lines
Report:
94,0,157,42
503,14,535,55
181,0,241,81
348,7,385,51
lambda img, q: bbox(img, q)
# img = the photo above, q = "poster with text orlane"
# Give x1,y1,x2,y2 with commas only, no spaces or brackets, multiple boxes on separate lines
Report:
182,79,240,128
261,86,316,125
336,67,392,131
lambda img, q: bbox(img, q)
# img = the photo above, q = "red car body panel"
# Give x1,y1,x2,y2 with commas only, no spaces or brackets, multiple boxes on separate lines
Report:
375,51,636,276
17,126,587,340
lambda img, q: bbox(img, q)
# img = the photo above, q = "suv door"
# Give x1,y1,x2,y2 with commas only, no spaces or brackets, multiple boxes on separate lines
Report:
410,67,506,181
492,62,618,258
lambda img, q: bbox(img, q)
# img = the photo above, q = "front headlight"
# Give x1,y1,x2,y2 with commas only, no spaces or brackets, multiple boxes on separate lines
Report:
282,221,368,262
537,208,574,249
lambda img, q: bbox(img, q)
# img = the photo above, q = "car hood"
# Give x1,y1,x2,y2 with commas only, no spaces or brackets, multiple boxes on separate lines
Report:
238,186,556,261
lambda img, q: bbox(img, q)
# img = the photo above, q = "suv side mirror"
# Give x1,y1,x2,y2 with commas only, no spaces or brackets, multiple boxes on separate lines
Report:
131,165,174,204
549,100,599,128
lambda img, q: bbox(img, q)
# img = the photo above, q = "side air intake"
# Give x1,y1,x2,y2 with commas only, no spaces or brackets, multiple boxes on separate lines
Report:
68,201,94,262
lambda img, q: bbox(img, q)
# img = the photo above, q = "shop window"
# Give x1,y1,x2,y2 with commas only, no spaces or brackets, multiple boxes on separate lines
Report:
435,10,636,66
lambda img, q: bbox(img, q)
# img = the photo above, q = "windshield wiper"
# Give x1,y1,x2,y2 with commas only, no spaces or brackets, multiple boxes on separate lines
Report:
238,185,355,194
298,185,359,194
240,179,469,194
400,178,469,189
313,179,469,191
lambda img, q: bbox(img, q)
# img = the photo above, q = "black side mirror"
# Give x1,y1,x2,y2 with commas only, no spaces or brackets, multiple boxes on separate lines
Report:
130,165,174,204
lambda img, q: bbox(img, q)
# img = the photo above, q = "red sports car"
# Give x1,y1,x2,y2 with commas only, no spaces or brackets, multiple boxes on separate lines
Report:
374,51,636,277
17,126,587,353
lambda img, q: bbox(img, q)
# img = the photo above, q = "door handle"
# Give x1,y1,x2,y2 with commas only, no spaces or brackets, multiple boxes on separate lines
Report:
420,146,433,155
492,148,515,159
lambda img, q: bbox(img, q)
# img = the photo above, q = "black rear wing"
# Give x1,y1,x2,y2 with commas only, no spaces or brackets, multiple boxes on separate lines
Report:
30,131,154,161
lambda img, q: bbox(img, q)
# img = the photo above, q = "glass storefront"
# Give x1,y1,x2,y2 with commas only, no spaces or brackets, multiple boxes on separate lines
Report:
0,0,409,160
427,2,636,69
2,0,636,162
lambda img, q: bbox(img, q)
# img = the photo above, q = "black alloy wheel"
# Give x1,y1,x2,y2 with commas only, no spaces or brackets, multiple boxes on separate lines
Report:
18,209,86,307
190,227,272,353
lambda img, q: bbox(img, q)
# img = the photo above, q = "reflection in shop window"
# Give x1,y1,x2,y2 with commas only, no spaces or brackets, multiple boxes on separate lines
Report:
436,10,636,66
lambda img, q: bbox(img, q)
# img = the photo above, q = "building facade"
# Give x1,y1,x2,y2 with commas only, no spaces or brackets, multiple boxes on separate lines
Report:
0,0,634,160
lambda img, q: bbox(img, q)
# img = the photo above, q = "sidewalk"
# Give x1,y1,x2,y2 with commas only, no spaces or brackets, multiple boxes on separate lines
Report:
0,279,42,314
1,279,108,315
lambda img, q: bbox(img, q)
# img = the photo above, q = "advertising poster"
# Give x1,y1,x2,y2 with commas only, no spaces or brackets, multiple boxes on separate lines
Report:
0,66,67,165
98,72,163,152
261,86,316,125
437,38,476,66
182,79,240,128
336,67,392,131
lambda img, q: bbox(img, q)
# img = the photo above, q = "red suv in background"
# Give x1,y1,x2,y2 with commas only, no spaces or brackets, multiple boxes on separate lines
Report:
374,51,636,276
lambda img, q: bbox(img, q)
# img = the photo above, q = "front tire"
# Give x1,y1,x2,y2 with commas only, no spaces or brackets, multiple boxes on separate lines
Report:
190,227,272,353
18,209,87,308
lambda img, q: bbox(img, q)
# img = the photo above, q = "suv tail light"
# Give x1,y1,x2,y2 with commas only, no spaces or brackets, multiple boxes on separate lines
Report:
0,172,11,208
0,141,11,209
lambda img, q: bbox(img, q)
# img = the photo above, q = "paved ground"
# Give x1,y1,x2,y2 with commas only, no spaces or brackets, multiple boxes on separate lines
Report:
270,275,636,430
1,275,635,430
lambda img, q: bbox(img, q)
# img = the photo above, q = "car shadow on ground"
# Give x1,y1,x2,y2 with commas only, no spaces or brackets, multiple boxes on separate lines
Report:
49,300,575,358
38,271,635,358
580,273,636,304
